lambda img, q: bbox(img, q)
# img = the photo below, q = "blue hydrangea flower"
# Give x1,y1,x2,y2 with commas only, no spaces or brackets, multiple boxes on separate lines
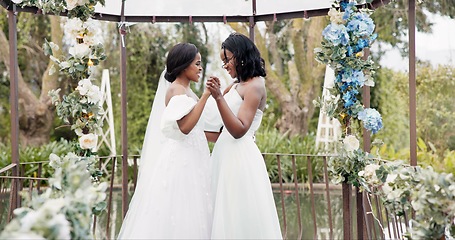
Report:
347,13,375,37
356,39,370,50
322,23,350,46
358,108,383,134
342,89,359,108
342,2,355,20
340,68,365,89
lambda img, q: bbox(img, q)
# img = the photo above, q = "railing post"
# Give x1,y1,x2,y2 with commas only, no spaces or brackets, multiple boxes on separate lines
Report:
8,2,20,219
119,0,129,219
342,182,352,239
356,187,364,239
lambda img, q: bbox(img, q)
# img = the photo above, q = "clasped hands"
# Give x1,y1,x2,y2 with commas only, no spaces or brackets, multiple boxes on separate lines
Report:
206,76,223,100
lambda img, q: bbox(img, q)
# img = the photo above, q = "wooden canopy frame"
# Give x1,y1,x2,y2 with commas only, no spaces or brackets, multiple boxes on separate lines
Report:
2,0,419,238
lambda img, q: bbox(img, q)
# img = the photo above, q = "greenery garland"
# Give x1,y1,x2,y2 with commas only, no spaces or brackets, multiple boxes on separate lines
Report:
315,1,455,238
314,0,383,187
1,1,107,239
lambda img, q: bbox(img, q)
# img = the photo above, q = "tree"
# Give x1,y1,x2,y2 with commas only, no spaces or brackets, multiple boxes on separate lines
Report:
176,23,210,96
0,11,63,146
230,18,327,137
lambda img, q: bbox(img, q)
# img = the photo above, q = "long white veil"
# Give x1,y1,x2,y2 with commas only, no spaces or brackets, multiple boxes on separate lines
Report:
118,70,169,238
138,69,169,177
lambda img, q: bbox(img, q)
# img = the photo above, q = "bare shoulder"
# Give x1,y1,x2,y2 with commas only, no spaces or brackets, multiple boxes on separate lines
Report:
248,77,266,94
165,83,186,105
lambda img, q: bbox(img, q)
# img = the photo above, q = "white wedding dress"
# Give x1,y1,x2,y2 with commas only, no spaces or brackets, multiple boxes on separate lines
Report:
117,74,212,239
207,84,282,239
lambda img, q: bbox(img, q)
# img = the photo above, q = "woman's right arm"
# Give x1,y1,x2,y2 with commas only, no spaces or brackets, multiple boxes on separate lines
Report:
166,85,211,135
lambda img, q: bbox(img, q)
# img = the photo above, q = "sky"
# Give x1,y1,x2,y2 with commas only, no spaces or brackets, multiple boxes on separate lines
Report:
379,14,455,72
203,14,455,76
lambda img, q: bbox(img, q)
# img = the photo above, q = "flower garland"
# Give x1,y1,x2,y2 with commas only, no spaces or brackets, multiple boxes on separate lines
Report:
314,0,383,186
314,1,382,134
1,1,107,239
314,2,455,238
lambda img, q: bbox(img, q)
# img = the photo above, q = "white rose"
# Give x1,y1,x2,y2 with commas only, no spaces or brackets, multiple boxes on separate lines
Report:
343,135,360,152
87,84,101,104
328,8,344,24
65,18,84,36
69,43,90,58
79,133,98,149
76,79,92,96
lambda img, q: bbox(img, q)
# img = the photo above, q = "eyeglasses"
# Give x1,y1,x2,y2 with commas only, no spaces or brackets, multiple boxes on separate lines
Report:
222,55,234,68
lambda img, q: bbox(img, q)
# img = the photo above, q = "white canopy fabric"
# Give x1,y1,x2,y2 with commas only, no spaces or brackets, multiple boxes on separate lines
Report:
95,0,334,17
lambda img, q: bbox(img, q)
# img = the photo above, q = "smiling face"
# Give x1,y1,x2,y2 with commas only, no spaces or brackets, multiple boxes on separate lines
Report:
183,53,202,82
220,49,236,79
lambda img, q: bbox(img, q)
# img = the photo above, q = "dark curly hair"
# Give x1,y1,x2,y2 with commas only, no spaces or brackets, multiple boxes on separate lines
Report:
164,43,199,82
221,33,266,82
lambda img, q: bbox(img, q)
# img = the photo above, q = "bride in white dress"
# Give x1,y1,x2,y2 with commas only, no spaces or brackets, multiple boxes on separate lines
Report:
118,43,212,239
206,33,282,239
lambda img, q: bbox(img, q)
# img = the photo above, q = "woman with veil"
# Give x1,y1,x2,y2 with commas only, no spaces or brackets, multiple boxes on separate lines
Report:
117,43,212,239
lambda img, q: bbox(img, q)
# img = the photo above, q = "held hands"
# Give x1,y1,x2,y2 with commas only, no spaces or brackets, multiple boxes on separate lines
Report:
206,76,222,100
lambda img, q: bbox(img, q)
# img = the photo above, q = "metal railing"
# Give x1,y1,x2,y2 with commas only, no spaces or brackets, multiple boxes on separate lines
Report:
0,153,411,239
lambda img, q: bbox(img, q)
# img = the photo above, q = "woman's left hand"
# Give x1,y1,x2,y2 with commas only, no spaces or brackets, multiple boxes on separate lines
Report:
207,77,222,100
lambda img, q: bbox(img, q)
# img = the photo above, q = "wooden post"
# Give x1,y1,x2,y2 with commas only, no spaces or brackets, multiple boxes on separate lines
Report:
8,2,20,219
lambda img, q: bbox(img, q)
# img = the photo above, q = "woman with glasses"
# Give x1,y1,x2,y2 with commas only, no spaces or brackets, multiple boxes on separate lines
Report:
206,33,282,239
118,43,213,239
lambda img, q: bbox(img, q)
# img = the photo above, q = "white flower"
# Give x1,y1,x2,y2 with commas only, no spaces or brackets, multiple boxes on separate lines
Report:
69,43,90,58
86,84,101,104
65,18,85,37
49,153,61,169
328,8,344,24
343,135,360,152
76,79,92,96
79,133,98,149
74,128,83,136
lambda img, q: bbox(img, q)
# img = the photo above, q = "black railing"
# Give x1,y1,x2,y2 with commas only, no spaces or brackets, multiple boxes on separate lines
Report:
0,154,411,239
